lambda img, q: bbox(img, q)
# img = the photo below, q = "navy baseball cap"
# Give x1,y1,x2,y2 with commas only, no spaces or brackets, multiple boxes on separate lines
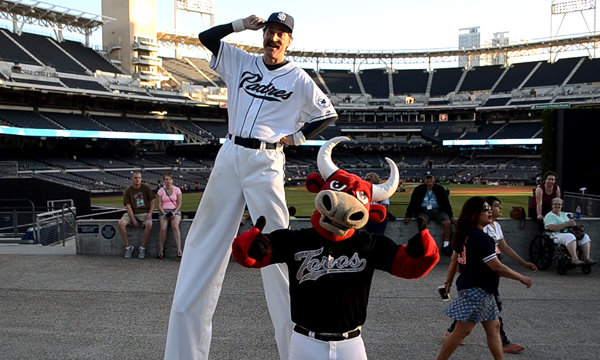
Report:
266,12,294,33
424,171,435,178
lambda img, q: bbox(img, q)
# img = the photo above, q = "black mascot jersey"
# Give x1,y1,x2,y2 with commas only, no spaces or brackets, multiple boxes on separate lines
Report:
269,227,401,333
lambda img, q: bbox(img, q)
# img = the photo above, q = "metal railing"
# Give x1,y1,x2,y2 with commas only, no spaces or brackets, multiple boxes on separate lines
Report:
564,191,600,218
0,199,36,242
35,206,77,246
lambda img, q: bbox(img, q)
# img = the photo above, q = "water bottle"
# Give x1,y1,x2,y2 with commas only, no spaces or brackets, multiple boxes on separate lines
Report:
575,206,581,219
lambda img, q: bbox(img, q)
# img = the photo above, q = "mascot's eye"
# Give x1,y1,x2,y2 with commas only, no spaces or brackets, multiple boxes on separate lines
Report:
356,191,369,205
329,180,347,191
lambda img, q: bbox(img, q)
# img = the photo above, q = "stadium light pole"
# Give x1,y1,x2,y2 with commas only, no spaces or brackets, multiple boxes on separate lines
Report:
550,0,597,58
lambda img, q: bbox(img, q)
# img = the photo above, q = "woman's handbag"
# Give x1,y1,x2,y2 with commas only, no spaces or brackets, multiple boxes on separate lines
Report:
569,225,586,240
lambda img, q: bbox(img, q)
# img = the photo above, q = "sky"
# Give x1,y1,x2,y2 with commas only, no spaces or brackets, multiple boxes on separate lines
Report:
1,0,597,56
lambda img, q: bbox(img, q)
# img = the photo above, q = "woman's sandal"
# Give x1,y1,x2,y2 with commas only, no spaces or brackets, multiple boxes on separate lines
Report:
503,343,525,354
158,248,165,259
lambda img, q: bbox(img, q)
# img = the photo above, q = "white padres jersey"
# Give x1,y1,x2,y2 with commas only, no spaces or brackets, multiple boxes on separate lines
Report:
484,221,503,254
211,42,337,143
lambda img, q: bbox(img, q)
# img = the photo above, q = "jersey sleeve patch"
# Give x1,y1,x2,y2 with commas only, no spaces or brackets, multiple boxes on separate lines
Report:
316,95,331,109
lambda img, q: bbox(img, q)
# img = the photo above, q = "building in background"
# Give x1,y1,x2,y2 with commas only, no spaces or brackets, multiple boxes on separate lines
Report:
482,31,510,66
102,0,162,85
458,26,481,68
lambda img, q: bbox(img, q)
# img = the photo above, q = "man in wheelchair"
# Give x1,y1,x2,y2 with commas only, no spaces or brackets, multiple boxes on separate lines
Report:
543,198,596,266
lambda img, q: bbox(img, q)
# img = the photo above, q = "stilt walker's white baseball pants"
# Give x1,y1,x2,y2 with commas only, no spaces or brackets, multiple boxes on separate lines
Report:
289,332,368,360
164,140,293,360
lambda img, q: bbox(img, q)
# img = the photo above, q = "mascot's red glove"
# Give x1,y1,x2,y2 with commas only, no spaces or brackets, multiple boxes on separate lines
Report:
232,216,273,268
392,217,440,279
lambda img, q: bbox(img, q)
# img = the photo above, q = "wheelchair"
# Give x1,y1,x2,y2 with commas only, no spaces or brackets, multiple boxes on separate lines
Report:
529,232,593,275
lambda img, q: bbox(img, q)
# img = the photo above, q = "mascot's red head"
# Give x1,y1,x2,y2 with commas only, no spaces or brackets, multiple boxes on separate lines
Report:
306,137,399,241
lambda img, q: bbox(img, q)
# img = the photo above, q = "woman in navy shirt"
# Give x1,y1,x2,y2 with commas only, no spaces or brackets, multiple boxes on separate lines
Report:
437,197,532,360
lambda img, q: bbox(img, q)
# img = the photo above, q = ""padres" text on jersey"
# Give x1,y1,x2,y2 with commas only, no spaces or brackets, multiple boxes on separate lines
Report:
295,247,367,283
239,71,294,102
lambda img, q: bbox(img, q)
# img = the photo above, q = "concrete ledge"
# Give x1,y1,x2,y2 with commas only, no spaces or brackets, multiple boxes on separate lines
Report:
76,218,600,261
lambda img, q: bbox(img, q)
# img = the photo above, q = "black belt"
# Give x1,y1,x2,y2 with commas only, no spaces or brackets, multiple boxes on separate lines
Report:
227,134,278,150
294,324,360,342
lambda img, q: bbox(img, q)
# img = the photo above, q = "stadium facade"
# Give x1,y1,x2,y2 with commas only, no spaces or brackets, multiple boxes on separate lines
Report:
1,0,600,195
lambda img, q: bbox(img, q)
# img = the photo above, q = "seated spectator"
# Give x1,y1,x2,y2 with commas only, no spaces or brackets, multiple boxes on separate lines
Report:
118,172,155,259
157,173,183,259
404,171,454,255
544,198,596,266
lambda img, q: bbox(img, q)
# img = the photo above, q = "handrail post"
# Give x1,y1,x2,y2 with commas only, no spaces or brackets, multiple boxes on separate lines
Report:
13,209,18,237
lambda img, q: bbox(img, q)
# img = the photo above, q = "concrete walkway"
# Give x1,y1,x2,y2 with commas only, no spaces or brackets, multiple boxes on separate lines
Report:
1,243,599,359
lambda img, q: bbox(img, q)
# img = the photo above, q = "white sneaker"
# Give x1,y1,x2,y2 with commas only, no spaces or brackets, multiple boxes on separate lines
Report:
124,246,134,259
138,247,146,259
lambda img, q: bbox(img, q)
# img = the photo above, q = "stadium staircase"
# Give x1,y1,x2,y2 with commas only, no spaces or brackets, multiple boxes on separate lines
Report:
354,72,367,97
454,69,468,93
489,66,510,94
183,58,220,87
560,57,586,87
516,62,542,90
425,71,434,96
387,70,394,98
315,71,332,96
161,121,209,145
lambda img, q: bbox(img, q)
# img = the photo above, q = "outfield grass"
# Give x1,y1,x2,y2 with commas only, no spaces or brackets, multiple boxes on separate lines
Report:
92,183,531,218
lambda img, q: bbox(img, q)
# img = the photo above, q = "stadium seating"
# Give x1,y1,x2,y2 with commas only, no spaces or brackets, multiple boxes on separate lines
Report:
320,70,361,94
491,122,541,139
482,97,511,107
195,121,227,138
184,58,226,87
303,68,327,93
523,57,583,88
10,32,87,74
429,68,464,97
9,78,65,88
462,123,503,139
459,65,505,92
0,109,62,129
392,69,429,95
359,69,389,98
161,57,214,86
59,40,123,74
42,112,108,131
0,30,39,65
493,62,538,93
567,57,600,85
130,118,168,133
60,77,109,92
91,115,152,132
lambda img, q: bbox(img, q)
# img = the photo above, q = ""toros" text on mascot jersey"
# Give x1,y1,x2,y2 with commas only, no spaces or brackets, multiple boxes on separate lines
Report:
294,247,367,283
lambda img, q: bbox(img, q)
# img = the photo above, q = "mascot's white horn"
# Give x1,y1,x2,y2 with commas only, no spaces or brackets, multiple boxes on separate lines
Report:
372,157,399,202
317,136,350,179
317,136,399,202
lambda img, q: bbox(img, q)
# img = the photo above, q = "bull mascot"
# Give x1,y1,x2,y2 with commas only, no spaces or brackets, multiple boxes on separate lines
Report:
232,136,440,360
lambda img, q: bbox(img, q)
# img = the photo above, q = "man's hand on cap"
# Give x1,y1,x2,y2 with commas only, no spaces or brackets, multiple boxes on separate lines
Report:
243,15,265,31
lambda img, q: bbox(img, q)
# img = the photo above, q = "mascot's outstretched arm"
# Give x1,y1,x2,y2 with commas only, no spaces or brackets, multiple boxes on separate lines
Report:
392,217,440,279
232,216,273,268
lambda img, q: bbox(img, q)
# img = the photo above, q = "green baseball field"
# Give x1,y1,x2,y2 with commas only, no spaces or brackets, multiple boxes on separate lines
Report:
92,183,532,218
